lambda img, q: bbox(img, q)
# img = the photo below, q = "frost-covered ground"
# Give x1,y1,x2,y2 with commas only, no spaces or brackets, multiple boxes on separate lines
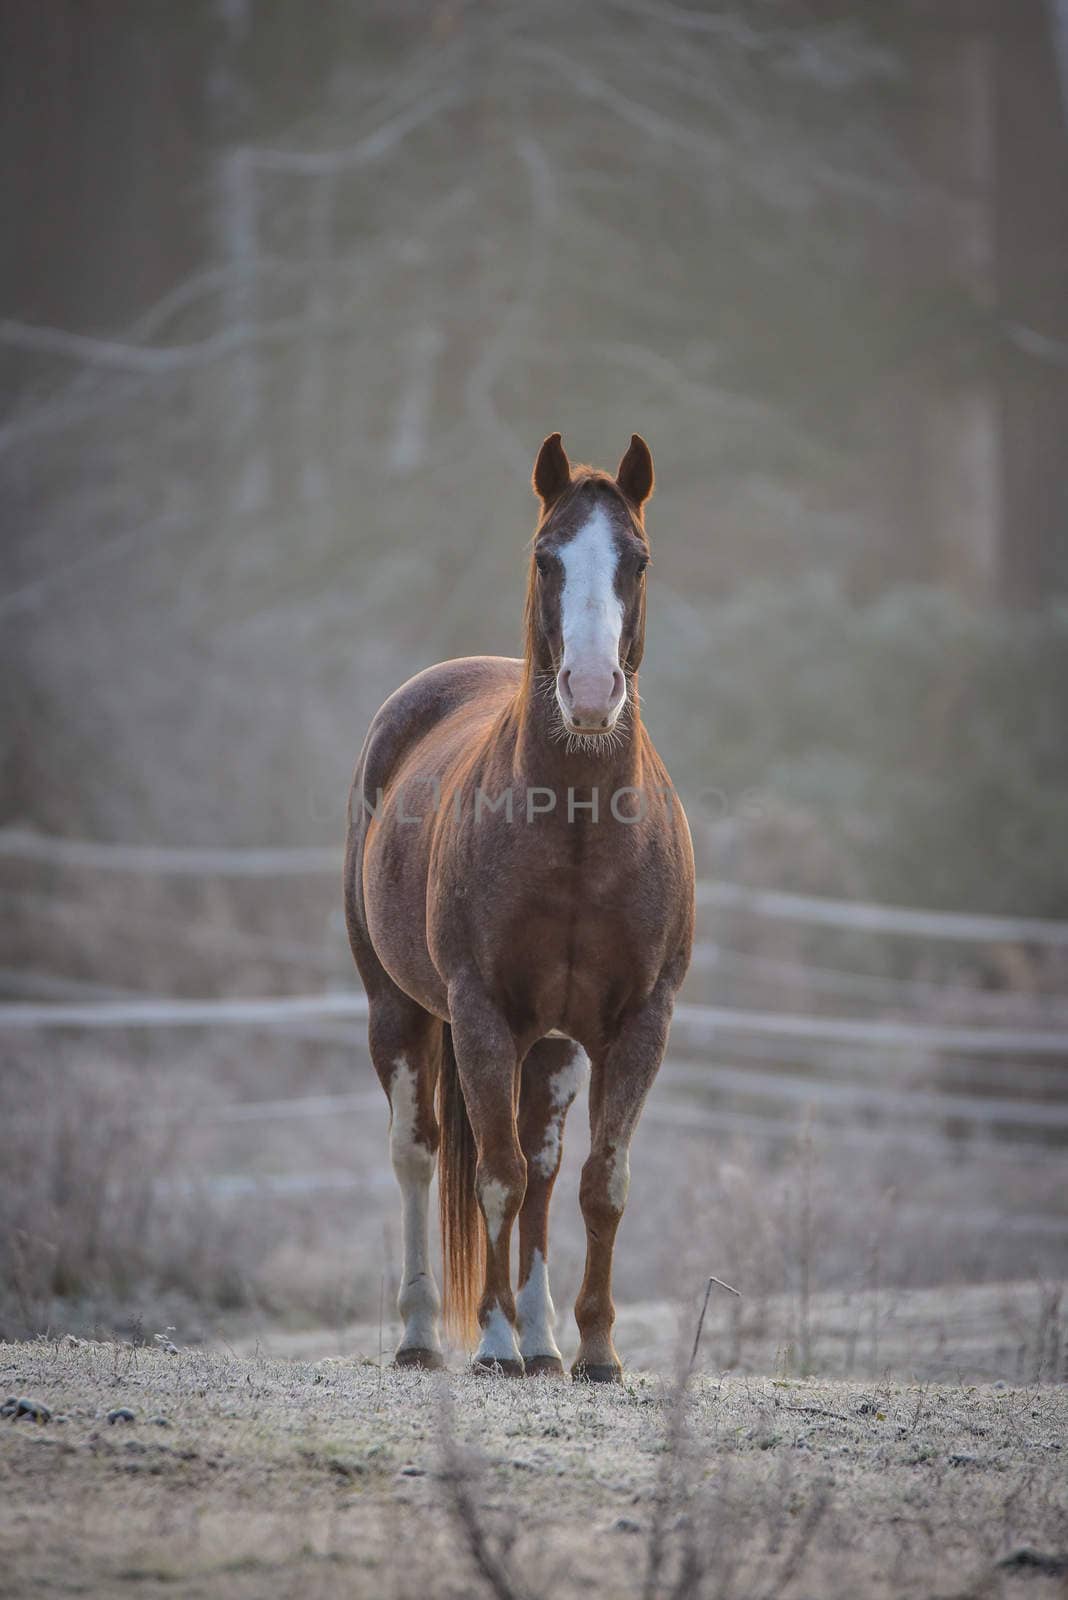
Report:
2,1329,1065,1600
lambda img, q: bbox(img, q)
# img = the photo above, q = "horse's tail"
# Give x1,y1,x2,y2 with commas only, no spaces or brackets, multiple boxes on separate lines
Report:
437,1022,484,1347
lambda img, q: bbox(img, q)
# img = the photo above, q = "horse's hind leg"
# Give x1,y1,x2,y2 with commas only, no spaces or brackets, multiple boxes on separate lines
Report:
367,989,444,1370
448,978,526,1375
516,1037,587,1377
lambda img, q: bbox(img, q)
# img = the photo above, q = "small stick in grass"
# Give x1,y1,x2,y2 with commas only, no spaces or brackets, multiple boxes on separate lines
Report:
690,1274,741,1371
376,1267,386,1407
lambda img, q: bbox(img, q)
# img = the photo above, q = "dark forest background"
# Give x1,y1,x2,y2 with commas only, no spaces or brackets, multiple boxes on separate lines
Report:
3,0,1068,915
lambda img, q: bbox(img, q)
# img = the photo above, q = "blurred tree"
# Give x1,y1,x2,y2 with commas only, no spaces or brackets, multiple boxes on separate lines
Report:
1,0,1067,921
0,0,209,331
993,0,1068,602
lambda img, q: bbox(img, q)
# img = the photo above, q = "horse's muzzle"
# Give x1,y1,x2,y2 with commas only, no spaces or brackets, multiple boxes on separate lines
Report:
556,664,626,733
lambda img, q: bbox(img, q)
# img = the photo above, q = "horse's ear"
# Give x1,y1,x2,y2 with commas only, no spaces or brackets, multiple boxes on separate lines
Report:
616,434,654,509
532,432,571,508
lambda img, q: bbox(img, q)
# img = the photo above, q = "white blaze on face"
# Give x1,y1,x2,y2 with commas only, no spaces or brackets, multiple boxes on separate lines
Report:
557,505,624,726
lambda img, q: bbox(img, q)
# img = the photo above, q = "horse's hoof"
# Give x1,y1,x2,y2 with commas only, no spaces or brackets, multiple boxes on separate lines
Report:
523,1354,566,1379
393,1347,445,1371
571,1361,623,1384
471,1356,526,1379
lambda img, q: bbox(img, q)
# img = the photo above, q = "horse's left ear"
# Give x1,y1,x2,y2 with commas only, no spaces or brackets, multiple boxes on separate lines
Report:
616,434,654,509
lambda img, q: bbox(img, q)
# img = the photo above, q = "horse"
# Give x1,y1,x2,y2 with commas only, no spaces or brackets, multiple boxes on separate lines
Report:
343,432,695,1380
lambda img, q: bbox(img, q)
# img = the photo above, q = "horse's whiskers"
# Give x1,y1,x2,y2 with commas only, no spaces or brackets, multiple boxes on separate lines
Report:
532,668,637,761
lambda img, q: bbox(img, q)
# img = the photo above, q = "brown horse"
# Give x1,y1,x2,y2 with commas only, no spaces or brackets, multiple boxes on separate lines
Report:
344,433,694,1380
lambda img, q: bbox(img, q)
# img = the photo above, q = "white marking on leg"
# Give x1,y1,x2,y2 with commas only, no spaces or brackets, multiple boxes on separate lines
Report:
476,1303,523,1365
390,1057,441,1354
607,1142,631,1212
551,1045,589,1106
536,1121,562,1180
516,1248,562,1362
479,1177,511,1246
535,1046,589,1177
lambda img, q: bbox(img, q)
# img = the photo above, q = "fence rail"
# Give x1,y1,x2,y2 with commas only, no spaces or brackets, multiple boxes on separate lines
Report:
0,828,340,876
3,828,1066,1192
671,1002,1068,1057
4,826,1068,944
3,990,1067,1061
696,880,1068,946
0,992,369,1029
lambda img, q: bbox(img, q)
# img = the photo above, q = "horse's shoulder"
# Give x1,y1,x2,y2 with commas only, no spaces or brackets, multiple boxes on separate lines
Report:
357,656,521,793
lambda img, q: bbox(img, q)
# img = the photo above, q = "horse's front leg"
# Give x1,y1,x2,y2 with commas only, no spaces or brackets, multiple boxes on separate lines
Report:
573,983,675,1383
449,977,527,1376
516,1037,587,1377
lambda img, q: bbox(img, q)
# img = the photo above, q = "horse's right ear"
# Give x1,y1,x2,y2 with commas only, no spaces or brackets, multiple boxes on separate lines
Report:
616,434,654,509
532,432,571,509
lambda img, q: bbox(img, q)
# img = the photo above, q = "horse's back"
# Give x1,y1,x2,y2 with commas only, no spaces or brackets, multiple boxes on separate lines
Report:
355,655,521,803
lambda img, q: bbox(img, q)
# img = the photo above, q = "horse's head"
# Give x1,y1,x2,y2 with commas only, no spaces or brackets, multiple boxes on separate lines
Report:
529,433,653,739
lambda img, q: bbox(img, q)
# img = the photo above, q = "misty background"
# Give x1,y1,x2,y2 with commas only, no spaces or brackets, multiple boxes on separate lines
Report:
1,2,1066,1367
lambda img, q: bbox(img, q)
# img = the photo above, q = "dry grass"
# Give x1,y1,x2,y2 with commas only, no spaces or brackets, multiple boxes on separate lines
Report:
1,1338,1066,1600
230,1280,1067,1392
2,1031,1065,1381
0,1065,290,1340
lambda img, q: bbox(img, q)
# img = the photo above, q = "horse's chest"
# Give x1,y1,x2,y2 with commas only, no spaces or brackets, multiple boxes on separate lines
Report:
428,807,681,1030
481,850,658,998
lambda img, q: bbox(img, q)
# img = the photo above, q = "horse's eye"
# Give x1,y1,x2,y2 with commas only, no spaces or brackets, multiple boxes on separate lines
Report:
535,553,551,576
636,557,649,576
